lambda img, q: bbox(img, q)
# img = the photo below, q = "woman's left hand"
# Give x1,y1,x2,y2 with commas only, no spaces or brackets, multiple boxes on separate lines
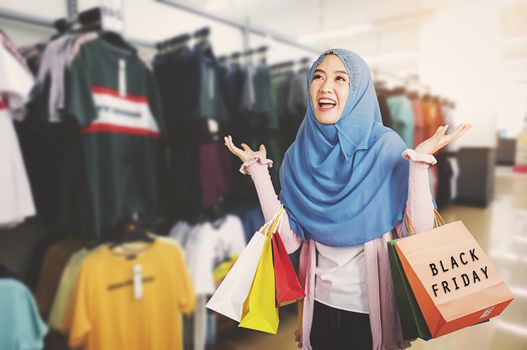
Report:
414,123,472,155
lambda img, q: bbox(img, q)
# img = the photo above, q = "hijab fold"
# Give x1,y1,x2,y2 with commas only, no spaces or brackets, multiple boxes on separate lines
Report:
279,49,409,247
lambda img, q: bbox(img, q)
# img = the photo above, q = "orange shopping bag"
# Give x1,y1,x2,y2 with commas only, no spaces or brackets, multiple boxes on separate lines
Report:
395,210,514,338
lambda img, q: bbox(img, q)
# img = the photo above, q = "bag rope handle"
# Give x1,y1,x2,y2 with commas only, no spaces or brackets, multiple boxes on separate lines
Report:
404,208,445,236
263,206,285,237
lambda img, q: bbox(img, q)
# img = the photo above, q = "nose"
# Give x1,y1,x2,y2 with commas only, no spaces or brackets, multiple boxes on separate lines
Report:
319,79,335,94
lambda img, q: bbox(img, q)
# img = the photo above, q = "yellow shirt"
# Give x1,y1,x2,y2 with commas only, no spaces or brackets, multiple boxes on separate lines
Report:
69,240,195,350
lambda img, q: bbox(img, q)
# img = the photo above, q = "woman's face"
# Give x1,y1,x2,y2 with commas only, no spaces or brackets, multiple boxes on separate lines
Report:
309,54,350,124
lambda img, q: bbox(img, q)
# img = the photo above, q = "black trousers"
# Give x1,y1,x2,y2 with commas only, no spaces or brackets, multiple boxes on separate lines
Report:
310,301,373,350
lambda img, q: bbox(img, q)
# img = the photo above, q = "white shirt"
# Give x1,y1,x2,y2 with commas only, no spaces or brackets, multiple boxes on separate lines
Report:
314,242,369,313
0,45,35,227
176,215,245,295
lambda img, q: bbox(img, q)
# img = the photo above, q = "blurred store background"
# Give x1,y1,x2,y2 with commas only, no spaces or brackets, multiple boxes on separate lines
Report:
0,0,526,349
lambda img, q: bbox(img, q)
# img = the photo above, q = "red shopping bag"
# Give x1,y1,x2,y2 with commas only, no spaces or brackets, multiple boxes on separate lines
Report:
271,212,305,307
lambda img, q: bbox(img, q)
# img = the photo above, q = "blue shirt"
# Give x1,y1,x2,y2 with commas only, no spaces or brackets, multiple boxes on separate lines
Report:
0,279,48,350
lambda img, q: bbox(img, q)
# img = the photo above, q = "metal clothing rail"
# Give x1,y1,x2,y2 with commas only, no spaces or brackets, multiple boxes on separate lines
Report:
0,7,53,28
0,7,156,49
373,68,431,93
157,0,319,55
0,2,319,55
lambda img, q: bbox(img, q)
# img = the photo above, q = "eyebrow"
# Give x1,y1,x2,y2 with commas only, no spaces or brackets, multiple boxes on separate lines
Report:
314,68,349,75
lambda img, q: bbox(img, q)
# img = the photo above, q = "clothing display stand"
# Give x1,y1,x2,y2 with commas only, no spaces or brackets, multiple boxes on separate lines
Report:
496,138,516,166
455,147,496,207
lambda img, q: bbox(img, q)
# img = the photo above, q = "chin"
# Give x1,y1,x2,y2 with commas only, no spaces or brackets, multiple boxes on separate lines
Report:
315,113,340,124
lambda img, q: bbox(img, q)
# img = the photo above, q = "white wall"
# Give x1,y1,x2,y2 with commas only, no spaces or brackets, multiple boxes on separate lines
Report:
419,1,502,147
0,0,316,62
0,0,64,45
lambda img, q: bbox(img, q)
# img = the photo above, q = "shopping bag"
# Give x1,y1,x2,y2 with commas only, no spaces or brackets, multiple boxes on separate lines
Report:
238,208,284,334
394,210,514,338
205,228,267,322
387,239,431,340
271,213,305,307
205,206,283,322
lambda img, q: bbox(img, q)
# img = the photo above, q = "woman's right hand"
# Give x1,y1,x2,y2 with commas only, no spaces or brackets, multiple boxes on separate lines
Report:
224,135,267,163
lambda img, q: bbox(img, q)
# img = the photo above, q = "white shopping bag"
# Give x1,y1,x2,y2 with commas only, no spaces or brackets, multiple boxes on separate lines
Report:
206,206,283,322
205,228,267,321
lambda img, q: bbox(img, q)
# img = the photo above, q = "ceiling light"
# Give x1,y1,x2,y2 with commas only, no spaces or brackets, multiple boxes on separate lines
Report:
297,24,374,43
364,50,419,64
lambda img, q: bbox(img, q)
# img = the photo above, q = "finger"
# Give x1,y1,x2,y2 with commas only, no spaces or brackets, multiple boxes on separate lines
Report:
224,136,236,153
224,136,233,151
241,143,252,153
433,125,444,137
449,124,469,138
224,136,232,149
226,137,244,156
437,125,449,137
442,124,470,146
449,124,472,143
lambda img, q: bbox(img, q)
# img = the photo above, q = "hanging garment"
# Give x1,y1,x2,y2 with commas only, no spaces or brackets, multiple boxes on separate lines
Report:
0,42,36,227
34,239,85,319
69,240,195,350
377,91,393,129
0,279,48,350
153,44,229,218
199,142,231,208
64,36,165,237
410,98,426,147
48,247,103,332
387,94,416,148
32,32,98,122
169,215,246,350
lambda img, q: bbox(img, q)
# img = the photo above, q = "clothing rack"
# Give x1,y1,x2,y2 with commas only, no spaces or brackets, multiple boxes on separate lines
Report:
0,7,155,49
1,4,436,95
217,45,268,63
0,0,319,55
156,31,197,52
269,56,311,71
157,0,318,54
373,68,432,94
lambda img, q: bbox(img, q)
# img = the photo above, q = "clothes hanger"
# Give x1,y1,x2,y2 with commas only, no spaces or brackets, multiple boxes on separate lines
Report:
193,27,215,60
109,212,155,249
0,264,22,282
256,46,267,65
75,7,135,52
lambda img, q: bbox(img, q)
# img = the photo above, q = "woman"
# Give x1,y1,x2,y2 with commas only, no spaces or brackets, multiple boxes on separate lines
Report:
224,49,470,350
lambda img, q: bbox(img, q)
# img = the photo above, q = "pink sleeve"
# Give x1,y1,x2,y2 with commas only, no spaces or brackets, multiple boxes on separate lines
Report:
242,157,302,254
395,149,437,237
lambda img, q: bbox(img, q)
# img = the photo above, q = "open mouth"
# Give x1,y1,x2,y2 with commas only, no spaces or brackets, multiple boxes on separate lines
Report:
318,97,337,111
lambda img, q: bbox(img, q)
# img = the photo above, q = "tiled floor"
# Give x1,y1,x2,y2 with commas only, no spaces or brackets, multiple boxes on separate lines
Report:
216,167,527,349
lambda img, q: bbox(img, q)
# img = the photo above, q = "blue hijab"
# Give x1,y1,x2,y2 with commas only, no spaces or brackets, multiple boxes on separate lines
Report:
279,49,409,247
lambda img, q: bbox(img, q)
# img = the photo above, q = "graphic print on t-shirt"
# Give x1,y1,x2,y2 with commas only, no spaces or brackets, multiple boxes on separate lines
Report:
81,86,159,138
107,276,155,291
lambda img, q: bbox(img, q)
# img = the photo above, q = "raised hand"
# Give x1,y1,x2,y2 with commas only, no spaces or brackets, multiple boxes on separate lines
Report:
415,124,472,155
224,135,267,163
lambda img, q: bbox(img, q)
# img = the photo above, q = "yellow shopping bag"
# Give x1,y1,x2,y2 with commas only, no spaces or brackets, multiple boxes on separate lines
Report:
238,208,284,334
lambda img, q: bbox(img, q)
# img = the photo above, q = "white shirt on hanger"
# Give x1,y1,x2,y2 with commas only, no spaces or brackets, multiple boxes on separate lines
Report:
0,44,35,227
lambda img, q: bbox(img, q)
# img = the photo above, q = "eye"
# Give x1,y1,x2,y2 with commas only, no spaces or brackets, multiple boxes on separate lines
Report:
336,75,348,82
312,74,323,81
